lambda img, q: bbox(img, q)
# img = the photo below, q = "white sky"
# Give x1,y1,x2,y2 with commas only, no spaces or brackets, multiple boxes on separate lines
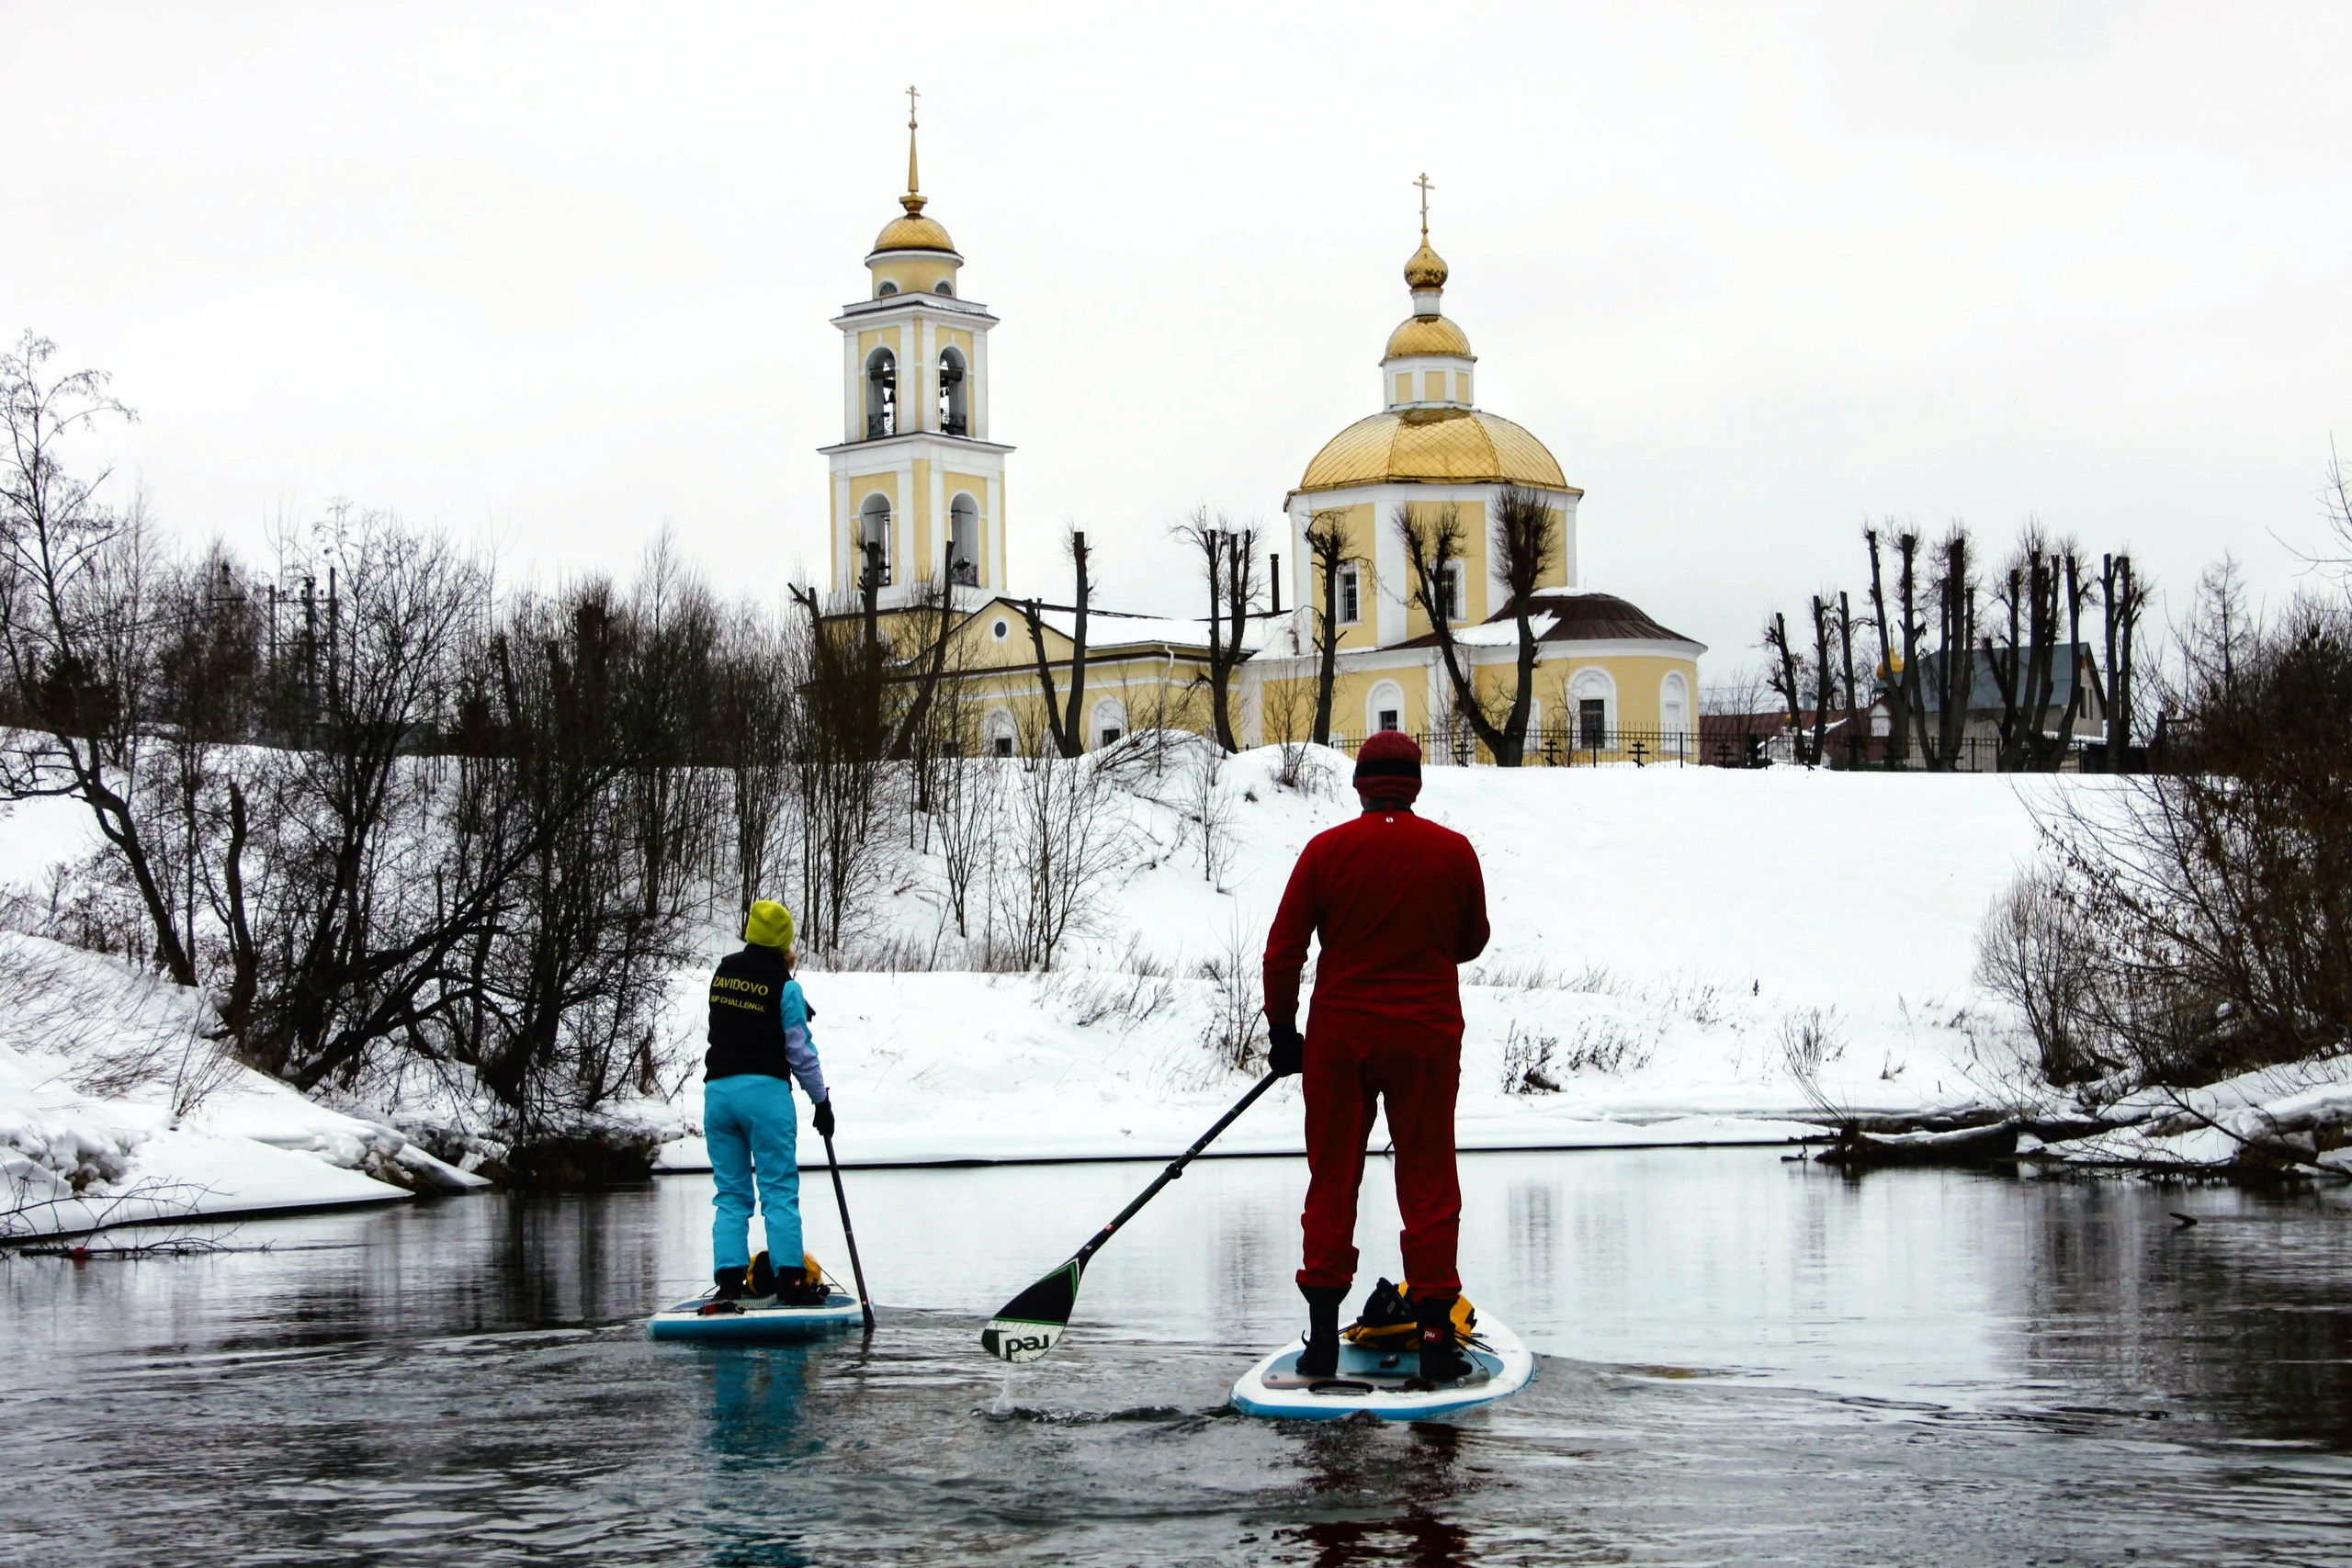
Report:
6,2,2348,671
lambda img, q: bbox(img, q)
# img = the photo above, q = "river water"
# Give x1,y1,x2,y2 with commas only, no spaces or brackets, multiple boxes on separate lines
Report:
5,1147,2350,1565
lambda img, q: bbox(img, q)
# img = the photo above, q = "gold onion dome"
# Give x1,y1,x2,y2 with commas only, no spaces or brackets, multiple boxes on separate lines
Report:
1385,314,1474,360
874,193,956,254
1296,408,1569,494
1404,240,1449,289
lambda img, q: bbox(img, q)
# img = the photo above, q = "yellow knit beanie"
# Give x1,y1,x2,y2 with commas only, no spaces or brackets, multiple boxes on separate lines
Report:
743,899,794,950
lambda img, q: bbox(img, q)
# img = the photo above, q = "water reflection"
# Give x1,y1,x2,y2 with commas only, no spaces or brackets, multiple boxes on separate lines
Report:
5,1150,2352,1564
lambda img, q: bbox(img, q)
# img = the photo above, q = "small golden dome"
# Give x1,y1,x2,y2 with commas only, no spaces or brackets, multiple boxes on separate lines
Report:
873,193,956,255
1384,314,1474,361
1295,407,1574,495
1404,241,1449,290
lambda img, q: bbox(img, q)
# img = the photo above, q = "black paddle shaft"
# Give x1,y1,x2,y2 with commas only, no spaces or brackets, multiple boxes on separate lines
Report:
1073,1070,1280,1269
822,1133,877,1332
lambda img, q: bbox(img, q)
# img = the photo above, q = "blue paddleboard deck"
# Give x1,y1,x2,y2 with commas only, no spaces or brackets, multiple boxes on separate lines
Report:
1230,1318,1535,1421
646,1292,865,1343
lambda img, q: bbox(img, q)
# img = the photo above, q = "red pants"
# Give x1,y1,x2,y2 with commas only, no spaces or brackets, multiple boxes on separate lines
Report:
1295,1019,1462,1296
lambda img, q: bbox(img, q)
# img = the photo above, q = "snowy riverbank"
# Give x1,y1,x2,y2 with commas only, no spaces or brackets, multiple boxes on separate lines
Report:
17,749,2290,1237
0,932,484,1238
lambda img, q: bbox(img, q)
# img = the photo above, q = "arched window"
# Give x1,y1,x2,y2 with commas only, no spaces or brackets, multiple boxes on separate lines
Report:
1659,671,1690,741
1090,697,1128,751
985,707,1018,758
948,493,980,586
938,347,968,435
876,280,899,297
857,493,893,588
933,280,953,296
864,347,897,438
1569,668,1615,750
1366,680,1406,738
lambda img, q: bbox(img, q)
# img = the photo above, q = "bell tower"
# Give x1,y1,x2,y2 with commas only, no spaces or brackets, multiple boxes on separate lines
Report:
820,88,1012,610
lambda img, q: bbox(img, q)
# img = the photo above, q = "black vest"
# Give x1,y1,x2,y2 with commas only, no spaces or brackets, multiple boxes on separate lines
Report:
705,944,790,1081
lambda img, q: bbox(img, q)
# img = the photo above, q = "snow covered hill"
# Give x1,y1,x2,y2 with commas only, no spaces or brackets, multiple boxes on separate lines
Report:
662,748,2082,1169
1,747,2096,1230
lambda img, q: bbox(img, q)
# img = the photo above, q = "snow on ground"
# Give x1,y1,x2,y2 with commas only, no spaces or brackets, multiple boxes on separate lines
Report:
2023,1058,2352,1173
0,931,481,1238
662,749,2085,1169
0,746,2144,1224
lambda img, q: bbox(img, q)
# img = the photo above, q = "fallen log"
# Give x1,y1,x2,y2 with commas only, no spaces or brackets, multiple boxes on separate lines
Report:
1811,1119,2021,1168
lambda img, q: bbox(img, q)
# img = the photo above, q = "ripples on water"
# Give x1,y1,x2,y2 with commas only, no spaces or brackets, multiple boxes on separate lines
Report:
5,1149,2351,1564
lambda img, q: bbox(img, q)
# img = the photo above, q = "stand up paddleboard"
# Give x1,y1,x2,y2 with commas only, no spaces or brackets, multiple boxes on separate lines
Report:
1230,1318,1535,1422
647,1288,865,1344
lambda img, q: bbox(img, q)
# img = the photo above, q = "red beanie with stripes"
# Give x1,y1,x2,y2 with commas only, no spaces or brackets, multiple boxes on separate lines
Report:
1353,730,1422,809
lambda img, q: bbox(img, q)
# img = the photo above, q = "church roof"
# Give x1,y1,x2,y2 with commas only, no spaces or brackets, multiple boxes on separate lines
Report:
1295,407,1575,496
1394,592,1701,651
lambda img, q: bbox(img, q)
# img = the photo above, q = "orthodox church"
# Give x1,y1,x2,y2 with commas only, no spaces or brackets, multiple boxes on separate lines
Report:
818,102,1703,761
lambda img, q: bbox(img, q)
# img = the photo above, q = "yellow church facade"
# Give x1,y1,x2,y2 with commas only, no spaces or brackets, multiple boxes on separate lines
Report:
817,108,1703,763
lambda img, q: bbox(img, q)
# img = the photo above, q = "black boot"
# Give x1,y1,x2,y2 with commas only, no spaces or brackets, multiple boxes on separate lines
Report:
776,1266,831,1307
699,1265,748,1315
1296,1284,1348,1378
1415,1292,1475,1385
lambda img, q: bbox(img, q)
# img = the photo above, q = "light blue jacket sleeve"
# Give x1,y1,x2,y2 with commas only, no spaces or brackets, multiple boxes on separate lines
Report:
778,979,827,1102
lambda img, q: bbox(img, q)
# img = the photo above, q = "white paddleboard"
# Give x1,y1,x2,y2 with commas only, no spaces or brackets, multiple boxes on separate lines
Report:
646,1290,866,1344
1230,1318,1535,1422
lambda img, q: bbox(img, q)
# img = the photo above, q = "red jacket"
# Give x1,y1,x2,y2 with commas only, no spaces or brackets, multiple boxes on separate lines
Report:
1262,807,1490,1033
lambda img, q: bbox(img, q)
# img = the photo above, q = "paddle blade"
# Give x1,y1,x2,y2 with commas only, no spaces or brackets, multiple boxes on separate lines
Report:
980,1258,1083,1363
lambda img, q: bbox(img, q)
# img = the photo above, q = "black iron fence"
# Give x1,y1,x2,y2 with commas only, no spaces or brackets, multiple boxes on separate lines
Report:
1326,728,1714,767
1320,726,2157,772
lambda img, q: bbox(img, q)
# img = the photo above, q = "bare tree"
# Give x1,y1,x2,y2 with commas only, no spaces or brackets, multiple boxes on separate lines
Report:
1917,525,1979,771
1980,525,2093,772
0,333,193,984
1304,509,1353,745
1186,738,1238,887
1004,752,1125,970
1393,489,1557,765
1763,610,1804,757
1021,528,1091,759
1863,525,1912,765
1176,508,1257,752
1808,593,1834,767
2099,551,2147,764
1836,590,1861,768
713,602,797,915
930,724,1002,941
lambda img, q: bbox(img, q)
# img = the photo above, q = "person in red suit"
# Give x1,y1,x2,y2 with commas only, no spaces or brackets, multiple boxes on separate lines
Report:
1262,729,1490,1382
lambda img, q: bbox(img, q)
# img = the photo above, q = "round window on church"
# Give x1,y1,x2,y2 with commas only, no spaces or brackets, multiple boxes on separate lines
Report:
992,618,1009,640
876,280,899,297
933,281,953,296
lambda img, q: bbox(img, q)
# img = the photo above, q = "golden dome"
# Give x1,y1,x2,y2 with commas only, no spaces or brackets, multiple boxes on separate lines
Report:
1295,407,1574,495
873,194,956,255
1405,241,1449,289
1384,313,1474,361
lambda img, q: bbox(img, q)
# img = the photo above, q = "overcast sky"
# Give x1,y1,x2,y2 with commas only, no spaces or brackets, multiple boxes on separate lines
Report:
7,2,2347,673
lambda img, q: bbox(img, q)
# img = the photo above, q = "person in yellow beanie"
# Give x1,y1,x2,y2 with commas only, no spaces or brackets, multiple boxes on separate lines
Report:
700,898,835,1313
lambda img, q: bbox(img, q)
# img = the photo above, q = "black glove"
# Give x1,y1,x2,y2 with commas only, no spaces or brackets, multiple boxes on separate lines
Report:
812,1098,836,1139
1267,1021,1304,1078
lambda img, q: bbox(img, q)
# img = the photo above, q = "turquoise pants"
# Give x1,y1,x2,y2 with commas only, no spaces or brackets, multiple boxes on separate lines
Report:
705,1074,801,1273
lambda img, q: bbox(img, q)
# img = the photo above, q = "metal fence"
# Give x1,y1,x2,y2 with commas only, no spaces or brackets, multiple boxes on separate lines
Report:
1321,726,2154,772
1327,728,1714,767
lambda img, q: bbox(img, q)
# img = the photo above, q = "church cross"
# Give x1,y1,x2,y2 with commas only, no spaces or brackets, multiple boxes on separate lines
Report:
1415,172,1433,237
907,84,921,128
